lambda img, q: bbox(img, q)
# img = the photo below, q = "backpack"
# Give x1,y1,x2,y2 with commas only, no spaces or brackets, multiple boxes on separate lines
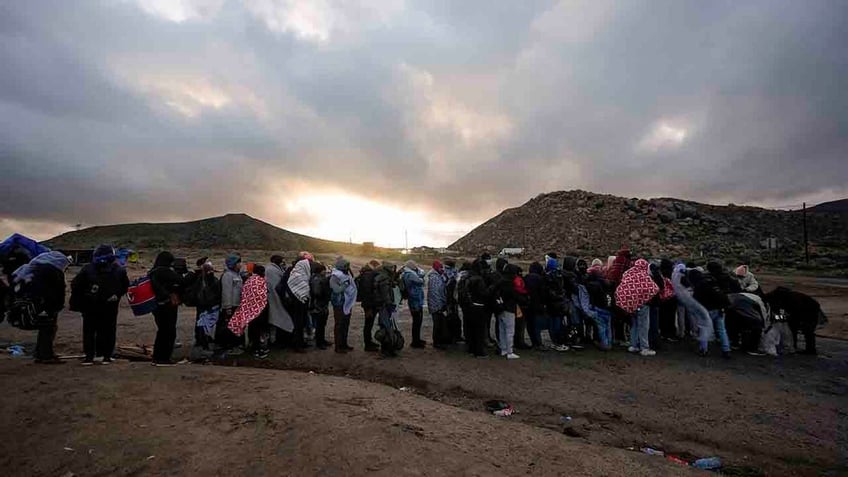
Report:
374,312,405,351
7,275,53,330
127,275,157,316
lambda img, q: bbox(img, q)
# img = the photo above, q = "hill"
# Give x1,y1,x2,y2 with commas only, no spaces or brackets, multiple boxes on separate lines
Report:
44,213,361,254
811,198,848,214
449,190,848,268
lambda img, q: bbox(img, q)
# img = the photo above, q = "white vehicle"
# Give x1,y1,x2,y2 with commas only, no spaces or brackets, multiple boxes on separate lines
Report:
499,247,524,257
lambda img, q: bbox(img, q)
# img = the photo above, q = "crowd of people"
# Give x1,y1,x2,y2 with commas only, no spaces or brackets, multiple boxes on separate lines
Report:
0,243,827,366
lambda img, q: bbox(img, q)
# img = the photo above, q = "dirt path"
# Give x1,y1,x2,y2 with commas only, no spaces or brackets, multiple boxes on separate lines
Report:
1,272,846,475
0,358,689,476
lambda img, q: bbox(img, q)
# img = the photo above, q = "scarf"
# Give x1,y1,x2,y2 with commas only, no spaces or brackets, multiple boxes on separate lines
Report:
614,259,659,314
228,275,268,336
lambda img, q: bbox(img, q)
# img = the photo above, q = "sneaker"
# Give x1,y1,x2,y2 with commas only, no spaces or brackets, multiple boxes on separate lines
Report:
639,349,656,357
554,344,570,352
254,350,270,360
152,360,176,367
100,359,112,365
627,346,640,353
82,360,95,366
506,353,520,360
746,351,766,357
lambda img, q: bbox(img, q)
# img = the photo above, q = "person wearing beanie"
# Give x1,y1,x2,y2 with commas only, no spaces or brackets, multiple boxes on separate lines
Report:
427,260,450,349
70,245,129,365
401,259,426,348
148,251,183,365
329,257,357,353
356,262,379,351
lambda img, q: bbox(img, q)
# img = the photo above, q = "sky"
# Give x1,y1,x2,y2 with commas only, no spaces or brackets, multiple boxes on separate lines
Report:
1,0,847,248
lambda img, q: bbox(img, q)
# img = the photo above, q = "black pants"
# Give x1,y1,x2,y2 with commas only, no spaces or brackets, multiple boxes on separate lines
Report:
431,311,449,347
311,310,330,346
362,306,376,346
514,312,529,348
153,305,178,363
290,300,307,349
248,309,270,353
82,306,118,361
466,306,487,356
410,307,424,344
35,315,58,360
447,305,462,342
659,298,678,339
333,307,351,350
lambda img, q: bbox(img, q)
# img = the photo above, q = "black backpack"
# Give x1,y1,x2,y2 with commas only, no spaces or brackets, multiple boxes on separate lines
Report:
8,279,50,330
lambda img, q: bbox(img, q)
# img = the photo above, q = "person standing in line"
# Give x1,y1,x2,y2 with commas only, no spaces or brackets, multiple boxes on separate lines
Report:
401,260,426,348
309,262,331,350
355,261,380,351
442,258,462,343
464,258,491,357
217,254,244,355
373,261,401,357
426,260,449,349
187,257,220,357
149,251,183,366
286,252,313,351
615,258,659,357
522,261,548,350
330,257,357,353
70,245,129,365
265,255,293,344
495,264,521,359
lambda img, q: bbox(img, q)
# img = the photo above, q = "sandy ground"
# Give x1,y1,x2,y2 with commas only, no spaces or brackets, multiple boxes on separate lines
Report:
1,272,847,476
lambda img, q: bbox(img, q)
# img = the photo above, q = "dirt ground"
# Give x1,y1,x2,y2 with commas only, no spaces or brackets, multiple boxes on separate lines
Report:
1,271,847,476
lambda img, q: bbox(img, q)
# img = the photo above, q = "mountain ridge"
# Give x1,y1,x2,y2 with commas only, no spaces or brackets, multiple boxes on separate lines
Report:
44,213,361,253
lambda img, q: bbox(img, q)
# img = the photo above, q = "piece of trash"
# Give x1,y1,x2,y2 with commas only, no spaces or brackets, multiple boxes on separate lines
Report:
7,345,25,356
308,371,315,375
146,455,156,460
665,455,689,466
692,457,722,470
88,449,94,455
485,400,512,413
560,415,572,423
493,407,515,417
399,387,412,392
641,447,665,457
60,472,76,477
63,447,74,452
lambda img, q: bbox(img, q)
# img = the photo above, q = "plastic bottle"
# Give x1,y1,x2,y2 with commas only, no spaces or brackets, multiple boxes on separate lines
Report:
692,457,721,470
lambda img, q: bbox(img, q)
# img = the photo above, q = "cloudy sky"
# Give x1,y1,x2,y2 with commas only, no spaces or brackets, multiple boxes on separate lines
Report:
2,0,846,247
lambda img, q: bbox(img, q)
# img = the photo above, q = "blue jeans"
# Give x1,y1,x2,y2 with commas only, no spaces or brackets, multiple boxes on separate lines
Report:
630,306,650,351
703,309,731,352
591,307,611,349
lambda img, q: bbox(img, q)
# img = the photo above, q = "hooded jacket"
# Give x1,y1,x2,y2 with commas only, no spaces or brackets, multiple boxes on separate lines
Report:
614,259,659,314
13,251,69,314
70,259,129,313
373,262,398,308
356,265,377,308
401,264,425,310
309,263,330,315
523,262,547,315
149,251,182,306
466,259,490,307
735,266,760,293
221,266,243,310
330,258,357,314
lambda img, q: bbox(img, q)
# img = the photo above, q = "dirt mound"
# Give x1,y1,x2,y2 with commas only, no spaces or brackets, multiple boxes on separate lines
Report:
449,190,848,270
43,213,362,254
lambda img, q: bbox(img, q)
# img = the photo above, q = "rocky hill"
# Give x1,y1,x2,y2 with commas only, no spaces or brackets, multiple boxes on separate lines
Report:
811,199,848,214
45,213,362,254
450,190,848,268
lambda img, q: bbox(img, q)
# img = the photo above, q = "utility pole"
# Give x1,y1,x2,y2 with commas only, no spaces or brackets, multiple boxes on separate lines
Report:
405,229,409,252
803,202,809,264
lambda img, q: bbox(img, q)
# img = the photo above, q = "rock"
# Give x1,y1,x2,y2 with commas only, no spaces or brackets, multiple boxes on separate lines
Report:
658,211,677,223
629,230,641,241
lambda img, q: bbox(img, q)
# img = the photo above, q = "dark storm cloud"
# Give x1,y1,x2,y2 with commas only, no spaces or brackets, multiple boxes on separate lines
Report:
1,0,846,244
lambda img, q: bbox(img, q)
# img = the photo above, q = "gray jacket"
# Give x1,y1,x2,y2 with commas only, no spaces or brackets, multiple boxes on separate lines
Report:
221,269,243,310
